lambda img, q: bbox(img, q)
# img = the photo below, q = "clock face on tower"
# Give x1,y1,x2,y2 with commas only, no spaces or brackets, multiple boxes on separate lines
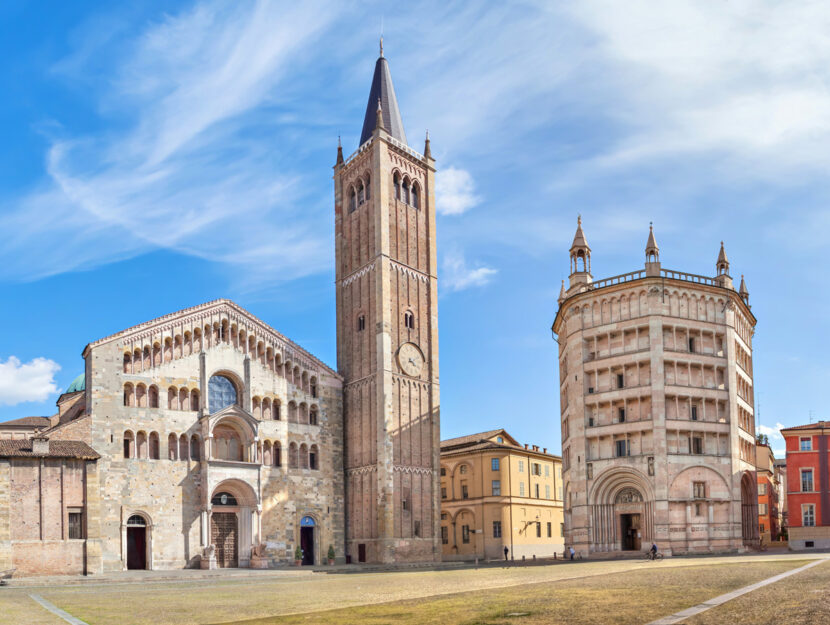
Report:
397,342,424,377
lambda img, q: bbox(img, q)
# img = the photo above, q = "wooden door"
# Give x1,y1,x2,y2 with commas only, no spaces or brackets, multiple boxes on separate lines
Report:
211,512,238,568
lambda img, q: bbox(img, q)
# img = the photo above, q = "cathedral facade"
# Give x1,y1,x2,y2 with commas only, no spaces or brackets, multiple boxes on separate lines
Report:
0,45,440,575
553,220,759,556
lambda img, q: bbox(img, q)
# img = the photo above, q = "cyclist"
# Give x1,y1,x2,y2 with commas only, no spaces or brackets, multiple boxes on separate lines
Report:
650,542,658,560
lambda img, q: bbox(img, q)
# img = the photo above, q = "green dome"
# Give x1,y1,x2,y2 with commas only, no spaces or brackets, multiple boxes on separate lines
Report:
66,373,85,394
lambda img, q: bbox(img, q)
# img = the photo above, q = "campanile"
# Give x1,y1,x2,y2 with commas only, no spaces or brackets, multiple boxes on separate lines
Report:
334,41,440,563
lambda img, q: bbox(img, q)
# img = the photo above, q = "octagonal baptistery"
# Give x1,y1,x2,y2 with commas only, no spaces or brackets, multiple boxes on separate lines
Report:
552,219,758,556
83,299,343,571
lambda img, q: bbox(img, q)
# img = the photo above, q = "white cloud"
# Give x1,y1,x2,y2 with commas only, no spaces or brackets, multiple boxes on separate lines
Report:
759,422,786,442
437,167,481,216
442,251,497,292
567,1,830,177
0,357,61,406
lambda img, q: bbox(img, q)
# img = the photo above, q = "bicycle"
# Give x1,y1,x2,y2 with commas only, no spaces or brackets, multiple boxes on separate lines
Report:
642,551,664,561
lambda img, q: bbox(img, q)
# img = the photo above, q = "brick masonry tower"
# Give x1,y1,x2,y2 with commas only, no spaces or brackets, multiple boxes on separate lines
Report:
334,40,441,563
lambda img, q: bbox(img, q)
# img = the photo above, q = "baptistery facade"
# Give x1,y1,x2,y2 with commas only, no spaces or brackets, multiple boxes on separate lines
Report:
552,220,758,556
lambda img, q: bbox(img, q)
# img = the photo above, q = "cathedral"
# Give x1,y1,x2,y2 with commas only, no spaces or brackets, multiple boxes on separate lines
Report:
0,44,441,574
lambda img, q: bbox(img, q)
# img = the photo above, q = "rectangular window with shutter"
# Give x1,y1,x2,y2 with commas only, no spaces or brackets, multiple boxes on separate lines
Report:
68,511,83,539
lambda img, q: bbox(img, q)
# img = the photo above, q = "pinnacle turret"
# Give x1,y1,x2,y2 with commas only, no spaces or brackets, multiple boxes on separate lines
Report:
569,216,592,288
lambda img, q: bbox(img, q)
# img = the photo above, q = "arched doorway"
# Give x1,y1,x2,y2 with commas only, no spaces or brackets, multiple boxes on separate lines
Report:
126,515,148,569
211,491,239,568
208,480,259,568
740,472,758,546
588,468,655,553
300,516,316,565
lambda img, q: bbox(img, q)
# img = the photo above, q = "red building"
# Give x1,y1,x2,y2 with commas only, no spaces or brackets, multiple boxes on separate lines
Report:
755,443,779,541
781,422,830,549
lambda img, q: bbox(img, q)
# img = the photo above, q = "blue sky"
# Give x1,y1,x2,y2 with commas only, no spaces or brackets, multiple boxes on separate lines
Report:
1,1,829,459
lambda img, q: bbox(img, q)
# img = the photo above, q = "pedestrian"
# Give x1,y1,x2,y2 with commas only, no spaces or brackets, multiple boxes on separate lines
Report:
569,546,575,561
503,546,509,561
650,542,658,560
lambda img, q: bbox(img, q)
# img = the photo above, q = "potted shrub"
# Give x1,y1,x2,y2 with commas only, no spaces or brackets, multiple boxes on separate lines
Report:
294,545,303,566
327,545,336,566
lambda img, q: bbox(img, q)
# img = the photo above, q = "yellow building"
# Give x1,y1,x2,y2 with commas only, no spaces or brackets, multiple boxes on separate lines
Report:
440,430,564,561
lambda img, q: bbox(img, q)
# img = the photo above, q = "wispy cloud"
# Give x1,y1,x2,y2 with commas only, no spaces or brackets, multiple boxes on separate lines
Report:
442,250,497,292
0,357,61,406
0,0,341,284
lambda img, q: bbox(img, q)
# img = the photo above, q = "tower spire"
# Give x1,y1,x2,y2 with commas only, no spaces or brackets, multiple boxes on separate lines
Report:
569,215,592,289
645,221,660,275
359,42,407,146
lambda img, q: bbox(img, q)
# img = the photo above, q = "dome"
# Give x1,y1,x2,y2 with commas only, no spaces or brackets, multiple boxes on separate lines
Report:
66,373,85,394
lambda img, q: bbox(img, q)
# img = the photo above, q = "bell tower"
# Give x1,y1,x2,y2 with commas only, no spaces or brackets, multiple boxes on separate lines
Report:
334,41,441,563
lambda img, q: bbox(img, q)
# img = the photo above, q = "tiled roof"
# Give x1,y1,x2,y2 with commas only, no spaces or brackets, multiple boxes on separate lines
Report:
0,416,51,428
0,439,99,460
780,422,830,432
441,429,505,449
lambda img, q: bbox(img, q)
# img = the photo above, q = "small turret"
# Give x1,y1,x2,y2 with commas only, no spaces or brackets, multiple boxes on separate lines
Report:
569,216,592,289
335,136,344,167
558,280,566,305
424,129,432,160
645,222,660,276
739,275,749,304
714,241,733,288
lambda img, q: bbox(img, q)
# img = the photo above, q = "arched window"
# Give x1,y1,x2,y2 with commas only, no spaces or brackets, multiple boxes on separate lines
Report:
164,337,172,362
263,441,272,466
300,403,309,424
310,444,319,470
179,387,189,411
136,384,147,408
394,173,401,200
309,406,318,425
148,385,159,409
168,434,178,460
193,328,202,352
152,343,161,366
289,442,299,469
358,181,365,205
184,331,192,356
288,401,298,423
136,431,147,459
133,348,142,372
124,383,134,407
274,441,282,467
213,424,242,461
411,182,419,209
209,375,237,412
350,186,357,212
179,434,188,461
123,431,134,458
403,179,410,204
190,435,201,461
273,399,281,421
252,397,261,419
190,389,200,411
174,335,182,358
149,432,160,460
302,371,309,393
365,175,370,199
168,387,177,410
310,376,318,398
357,315,366,332
123,353,131,374
300,443,309,469
263,397,272,421
404,311,415,330
143,346,150,370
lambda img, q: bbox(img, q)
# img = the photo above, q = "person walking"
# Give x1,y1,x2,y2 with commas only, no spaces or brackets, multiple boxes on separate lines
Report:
569,546,575,561
503,546,509,561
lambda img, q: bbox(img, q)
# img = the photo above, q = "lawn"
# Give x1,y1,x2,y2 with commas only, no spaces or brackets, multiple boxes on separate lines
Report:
213,560,808,625
685,559,830,625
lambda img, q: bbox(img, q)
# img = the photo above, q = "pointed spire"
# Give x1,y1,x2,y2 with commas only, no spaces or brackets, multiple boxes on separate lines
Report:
335,135,344,166
739,274,749,299
379,35,384,58
424,129,432,159
359,44,407,146
570,215,590,253
716,241,730,275
558,280,567,304
645,222,659,257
